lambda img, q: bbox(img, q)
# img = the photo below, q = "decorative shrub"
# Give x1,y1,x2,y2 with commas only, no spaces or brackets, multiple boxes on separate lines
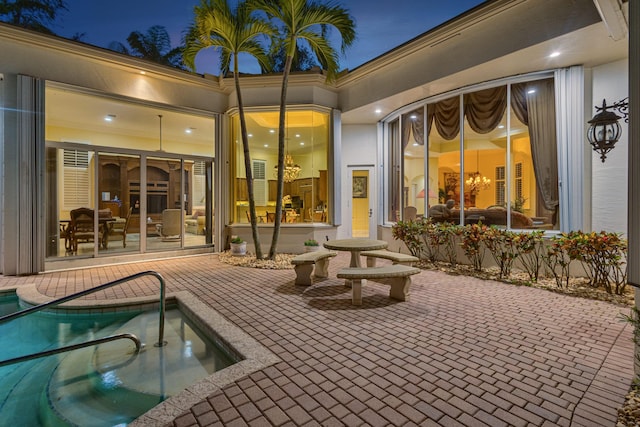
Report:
483,228,519,279
391,220,628,295
515,230,545,283
460,223,487,272
391,219,424,258
304,239,319,246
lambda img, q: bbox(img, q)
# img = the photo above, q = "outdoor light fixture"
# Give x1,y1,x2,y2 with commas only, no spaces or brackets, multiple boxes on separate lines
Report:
587,98,629,162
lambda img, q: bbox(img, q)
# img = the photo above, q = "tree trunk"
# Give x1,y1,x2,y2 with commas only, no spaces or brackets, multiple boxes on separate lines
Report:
235,57,263,259
268,53,294,259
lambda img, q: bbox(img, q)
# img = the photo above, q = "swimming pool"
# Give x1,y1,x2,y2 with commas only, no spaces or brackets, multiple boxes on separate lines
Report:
0,292,237,426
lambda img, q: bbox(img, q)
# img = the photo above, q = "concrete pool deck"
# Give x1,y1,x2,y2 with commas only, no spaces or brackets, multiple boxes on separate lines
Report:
0,252,634,426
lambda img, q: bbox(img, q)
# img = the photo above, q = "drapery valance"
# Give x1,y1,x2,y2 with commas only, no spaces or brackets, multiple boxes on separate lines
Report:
401,108,424,148
425,87,507,141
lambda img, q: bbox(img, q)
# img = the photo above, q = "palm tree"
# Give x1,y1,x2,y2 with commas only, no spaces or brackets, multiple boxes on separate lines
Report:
109,25,185,69
0,0,66,34
184,0,274,259
252,0,355,259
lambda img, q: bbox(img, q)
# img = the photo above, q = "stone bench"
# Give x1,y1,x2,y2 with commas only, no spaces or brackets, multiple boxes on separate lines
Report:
337,264,420,305
360,250,419,267
291,250,337,286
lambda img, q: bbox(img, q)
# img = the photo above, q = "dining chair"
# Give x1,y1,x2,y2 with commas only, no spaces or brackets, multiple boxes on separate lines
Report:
109,206,133,248
69,207,102,254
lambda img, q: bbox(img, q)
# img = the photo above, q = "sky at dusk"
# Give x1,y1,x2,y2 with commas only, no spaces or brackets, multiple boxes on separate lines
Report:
55,0,486,75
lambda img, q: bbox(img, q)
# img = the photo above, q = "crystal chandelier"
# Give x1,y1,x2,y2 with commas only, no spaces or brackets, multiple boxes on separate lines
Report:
275,153,301,183
465,172,491,194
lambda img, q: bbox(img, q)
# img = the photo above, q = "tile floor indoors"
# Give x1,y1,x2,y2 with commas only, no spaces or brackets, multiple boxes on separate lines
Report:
0,252,634,426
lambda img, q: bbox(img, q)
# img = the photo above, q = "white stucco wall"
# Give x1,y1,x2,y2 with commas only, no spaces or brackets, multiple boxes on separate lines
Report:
340,124,378,238
591,59,629,234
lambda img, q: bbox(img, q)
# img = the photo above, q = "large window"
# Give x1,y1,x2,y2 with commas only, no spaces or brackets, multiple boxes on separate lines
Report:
231,109,330,225
45,86,216,260
388,77,559,231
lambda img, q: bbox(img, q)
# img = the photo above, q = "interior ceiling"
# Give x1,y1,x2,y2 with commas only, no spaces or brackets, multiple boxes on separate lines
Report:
45,88,215,148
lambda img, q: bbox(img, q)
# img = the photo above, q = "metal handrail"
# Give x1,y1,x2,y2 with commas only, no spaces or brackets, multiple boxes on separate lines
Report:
0,333,141,368
0,271,166,346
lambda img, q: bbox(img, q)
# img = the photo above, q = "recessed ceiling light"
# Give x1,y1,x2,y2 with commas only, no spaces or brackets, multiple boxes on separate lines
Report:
375,108,382,114
185,128,193,134
269,129,275,133
410,114,417,120
264,144,268,147
104,114,116,122
140,71,146,75
296,134,301,137
498,125,505,129
412,143,419,146
248,133,253,137
549,51,560,58
300,142,305,146
527,89,536,94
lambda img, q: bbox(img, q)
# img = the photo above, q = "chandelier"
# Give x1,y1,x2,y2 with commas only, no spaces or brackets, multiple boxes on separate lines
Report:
275,153,301,183
466,172,491,194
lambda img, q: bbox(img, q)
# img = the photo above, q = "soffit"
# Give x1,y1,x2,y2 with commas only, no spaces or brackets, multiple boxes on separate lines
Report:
338,0,627,124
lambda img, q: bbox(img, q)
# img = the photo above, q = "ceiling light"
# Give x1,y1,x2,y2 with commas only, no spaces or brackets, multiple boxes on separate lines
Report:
264,144,269,147
104,114,116,122
412,143,419,146
498,125,505,129
375,108,382,114
185,128,193,134
527,89,536,94
248,133,253,137
300,142,305,146
269,129,275,133
295,134,301,137
139,71,146,75
410,114,417,120
549,51,560,58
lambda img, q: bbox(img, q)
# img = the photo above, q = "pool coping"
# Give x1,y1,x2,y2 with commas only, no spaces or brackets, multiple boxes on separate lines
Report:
11,284,281,426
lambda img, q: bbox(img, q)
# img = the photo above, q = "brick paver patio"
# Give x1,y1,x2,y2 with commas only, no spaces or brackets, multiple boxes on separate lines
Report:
0,252,634,426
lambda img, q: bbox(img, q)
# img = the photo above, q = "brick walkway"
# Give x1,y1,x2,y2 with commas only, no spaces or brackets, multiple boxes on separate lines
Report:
0,253,634,426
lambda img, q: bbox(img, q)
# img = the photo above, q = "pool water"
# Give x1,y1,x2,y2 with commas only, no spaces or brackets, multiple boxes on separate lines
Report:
0,294,236,426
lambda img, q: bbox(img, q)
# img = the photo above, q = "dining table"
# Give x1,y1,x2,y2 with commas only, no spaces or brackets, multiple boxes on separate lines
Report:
323,238,388,268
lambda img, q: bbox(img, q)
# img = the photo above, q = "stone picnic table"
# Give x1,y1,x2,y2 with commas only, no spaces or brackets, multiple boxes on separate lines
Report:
323,238,388,268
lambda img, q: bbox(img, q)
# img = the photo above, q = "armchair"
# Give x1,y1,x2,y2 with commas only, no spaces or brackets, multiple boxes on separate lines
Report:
156,209,184,241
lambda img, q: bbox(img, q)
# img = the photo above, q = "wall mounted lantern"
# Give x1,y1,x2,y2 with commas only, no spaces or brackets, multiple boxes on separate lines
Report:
587,98,629,162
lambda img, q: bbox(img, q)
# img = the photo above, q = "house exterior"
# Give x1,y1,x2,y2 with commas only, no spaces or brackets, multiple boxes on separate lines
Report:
0,0,632,275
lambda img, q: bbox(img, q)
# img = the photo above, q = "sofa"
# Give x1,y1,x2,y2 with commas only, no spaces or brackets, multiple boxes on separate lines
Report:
449,207,534,228
185,209,206,235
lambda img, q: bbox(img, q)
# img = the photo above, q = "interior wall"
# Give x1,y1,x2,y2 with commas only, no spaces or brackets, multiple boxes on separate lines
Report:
591,58,629,234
